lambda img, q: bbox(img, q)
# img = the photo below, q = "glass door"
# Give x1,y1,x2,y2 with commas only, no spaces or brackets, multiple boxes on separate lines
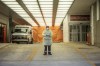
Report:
81,24,90,42
69,23,90,42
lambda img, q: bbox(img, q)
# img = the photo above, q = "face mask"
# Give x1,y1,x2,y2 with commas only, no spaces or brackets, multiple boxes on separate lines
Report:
46,28,49,30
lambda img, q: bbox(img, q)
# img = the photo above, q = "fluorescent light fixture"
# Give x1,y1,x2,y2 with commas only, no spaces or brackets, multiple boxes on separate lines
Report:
22,0,37,1
58,8,69,10
43,12,52,14
59,0,74,1
19,14,30,17
39,2,53,4
39,0,53,1
55,23,61,26
1,0,16,1
7,4,21,8
56,13,67,15
29,9,40,12
59,2,73,4
40,5,52,8
3,2,18,4
41,7,52,10
32,14,42,17
31,11,41,14
46,23,52,26
55,0,74,26
39,23,45,26
11,7,23,10
13,9,25,12
55,18,64,26
16,11,27,14
45,18,52,23
1,0,37,26
56,15,65,18
23,18,37,26
23,2,37,4
42,10,52,11
35,18,44,23
43,15,52,17
57,9,68,12
25,5,38,8
32,13,42,15
58,5,71,7
28,8,39,10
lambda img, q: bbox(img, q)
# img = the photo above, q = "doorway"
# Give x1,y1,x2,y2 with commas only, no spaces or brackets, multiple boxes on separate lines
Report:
69,23,90,42
0,23,7,43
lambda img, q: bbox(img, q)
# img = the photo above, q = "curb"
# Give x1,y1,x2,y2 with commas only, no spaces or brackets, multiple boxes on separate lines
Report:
0,44,9,49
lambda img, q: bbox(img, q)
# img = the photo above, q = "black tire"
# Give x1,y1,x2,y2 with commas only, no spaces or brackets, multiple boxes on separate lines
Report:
31,38,33,44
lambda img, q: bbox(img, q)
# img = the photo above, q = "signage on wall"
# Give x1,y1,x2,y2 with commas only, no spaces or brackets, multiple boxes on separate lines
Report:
70,15,90,21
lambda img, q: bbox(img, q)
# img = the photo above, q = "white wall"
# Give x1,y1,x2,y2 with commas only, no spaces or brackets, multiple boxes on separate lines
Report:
90,0,100,47
63,15,69,42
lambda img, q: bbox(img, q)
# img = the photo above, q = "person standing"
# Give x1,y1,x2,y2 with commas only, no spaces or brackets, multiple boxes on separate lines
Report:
42,26,52,55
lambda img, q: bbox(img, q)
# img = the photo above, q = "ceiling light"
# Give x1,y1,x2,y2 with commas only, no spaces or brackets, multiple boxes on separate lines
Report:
39,23,45,26
23,18,37,26
55,18,64,26
59,2,73,5
28,8,39,10
23,2,37,4
59,0,74,1
16,11,26,13
33,14,42,17
40,5,52,8
58,5,71,7
3,2,18,4
35,18,44,23
25,5,38,7
22,0,36,1
39,0,53,1
11,7,23,10
7,4,21,8
1,0,16,1
45,18,52,23
46,23,52,26
41,8,52,10
39,2,53,4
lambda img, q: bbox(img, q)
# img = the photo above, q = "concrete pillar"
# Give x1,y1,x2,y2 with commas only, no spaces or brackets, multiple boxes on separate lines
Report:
9,16,13,42
63,15,69,42
91,5,95,45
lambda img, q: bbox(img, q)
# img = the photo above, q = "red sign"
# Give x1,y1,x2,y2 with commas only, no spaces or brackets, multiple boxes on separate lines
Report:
70,15,90,21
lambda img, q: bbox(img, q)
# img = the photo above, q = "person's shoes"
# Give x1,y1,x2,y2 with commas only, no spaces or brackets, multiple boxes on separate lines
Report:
48,52,52,55
43,53,47,55
43,52,47,55
48,53,52,55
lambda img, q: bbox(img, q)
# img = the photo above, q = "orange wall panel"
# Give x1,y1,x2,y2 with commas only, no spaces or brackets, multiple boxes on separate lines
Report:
33,26,63,43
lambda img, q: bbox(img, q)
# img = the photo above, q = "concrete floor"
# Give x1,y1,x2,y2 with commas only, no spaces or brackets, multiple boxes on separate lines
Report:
0,43,100,66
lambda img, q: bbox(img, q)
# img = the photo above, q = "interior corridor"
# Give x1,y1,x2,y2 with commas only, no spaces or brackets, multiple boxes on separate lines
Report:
0,43,99,66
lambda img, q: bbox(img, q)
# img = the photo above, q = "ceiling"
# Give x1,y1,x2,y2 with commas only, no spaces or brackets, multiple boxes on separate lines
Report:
0,0,96,26
68,0,96,15
0,0,74,26
0,1,31,25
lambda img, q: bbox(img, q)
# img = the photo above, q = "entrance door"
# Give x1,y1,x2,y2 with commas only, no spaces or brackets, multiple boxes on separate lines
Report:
69,24,90,42
0,24,7,43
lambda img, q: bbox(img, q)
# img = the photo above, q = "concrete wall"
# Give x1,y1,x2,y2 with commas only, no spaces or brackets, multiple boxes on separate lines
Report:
63,15,69,42
91,0,100,47
0,14,10,42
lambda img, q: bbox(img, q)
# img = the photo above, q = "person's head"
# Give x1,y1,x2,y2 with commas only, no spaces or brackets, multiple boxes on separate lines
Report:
46,26,49,30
